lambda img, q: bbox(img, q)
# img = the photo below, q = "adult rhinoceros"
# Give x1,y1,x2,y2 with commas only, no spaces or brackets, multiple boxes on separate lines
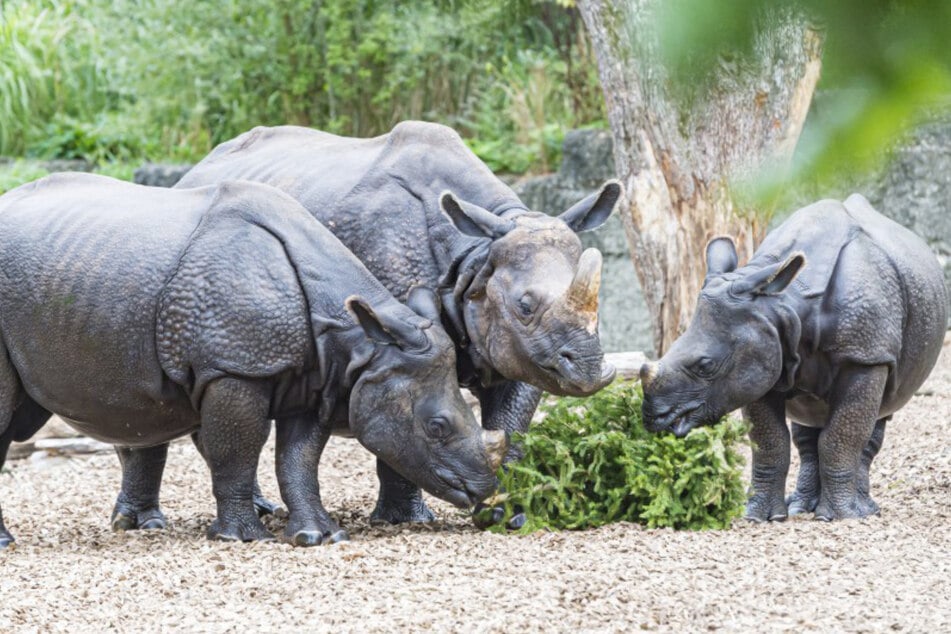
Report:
0,174,505,547
112,121,621,527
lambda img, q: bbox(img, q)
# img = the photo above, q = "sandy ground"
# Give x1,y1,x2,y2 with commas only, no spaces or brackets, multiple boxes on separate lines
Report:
1,342,950,633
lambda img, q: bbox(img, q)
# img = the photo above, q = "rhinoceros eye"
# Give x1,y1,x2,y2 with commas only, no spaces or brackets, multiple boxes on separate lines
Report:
425,417,452,440
692,357,718,378
516,293,536,321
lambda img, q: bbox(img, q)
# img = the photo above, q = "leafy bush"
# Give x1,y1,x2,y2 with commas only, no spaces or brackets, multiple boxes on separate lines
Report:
2,0,605,173
483,382,748,533
0,1,113,156
27,113,143,163
0,160,50,195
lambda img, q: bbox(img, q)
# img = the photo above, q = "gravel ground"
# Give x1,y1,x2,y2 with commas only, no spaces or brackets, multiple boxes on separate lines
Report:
1,339,949,633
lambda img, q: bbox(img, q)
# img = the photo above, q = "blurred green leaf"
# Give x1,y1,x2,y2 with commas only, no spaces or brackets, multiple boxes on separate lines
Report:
653,0,951,202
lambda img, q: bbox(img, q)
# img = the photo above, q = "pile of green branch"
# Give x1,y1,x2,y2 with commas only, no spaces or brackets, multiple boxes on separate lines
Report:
482,382,748,533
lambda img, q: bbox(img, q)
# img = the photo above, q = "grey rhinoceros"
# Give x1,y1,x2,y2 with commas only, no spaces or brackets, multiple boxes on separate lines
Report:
639,194,947,521
108,120,620,526
0,173,505,547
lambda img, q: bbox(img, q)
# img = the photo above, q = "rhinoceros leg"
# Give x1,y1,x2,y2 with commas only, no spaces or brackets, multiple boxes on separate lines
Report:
0,358,47,546
0,425,13,548
198,377,274,542
814,366,887,521
854,417,887,517
111,444,169,531
370,460,435,525
190,431,283,518
275,415,347,546
787,423,822,515
743,392,790,522
471,380,542,529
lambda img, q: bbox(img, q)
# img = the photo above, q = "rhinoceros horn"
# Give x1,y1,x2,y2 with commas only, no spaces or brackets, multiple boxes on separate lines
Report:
482,429,507,472
565,248,603,322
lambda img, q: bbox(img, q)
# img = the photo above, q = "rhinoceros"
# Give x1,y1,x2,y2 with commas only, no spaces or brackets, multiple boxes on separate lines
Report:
105,120,620,526
0,173,505,547
639,194,947,521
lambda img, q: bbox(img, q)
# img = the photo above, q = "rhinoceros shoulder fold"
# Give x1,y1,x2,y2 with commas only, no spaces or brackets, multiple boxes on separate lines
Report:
753,199,857,298
157,181,347,406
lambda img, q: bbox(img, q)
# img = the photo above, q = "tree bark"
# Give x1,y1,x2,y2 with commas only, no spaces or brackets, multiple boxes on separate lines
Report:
577,1,822,355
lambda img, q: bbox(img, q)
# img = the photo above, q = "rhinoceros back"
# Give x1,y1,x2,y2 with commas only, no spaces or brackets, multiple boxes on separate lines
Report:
177,121,523,300
759,194,946,416
0,173,214,439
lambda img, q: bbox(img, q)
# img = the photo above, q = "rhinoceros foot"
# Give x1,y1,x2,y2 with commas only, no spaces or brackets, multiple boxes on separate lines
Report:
786,489,820,516
744,492,788,523
0,531,13,549
284,513,348,547
370,496,435,525
253,491,286,519
287,529,349,547
814,494,881,521
472,503,526,530
207,517,275,543
110,504,167,532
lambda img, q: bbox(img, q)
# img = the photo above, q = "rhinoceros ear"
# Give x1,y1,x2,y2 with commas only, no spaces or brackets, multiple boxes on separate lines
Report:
734,252,806,296
705,236,738,277
347,296,399,346
440,192,515,239
558,180,622,233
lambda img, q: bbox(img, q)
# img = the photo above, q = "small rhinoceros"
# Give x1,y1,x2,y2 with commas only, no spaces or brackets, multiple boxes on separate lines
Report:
639,194,947,521
135,120,618,526
0,173,505,547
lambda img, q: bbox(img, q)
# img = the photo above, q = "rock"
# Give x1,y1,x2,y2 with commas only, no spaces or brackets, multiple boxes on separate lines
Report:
133,163,193,188
868,120,951,319
42,159,94,173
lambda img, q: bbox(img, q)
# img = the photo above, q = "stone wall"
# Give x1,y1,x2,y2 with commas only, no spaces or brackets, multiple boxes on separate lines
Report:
514,121,951,353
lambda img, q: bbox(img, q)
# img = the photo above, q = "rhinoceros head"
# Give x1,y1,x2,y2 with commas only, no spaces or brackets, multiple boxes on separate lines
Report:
345,295,505,508
639,237,806,436
439,181,622,397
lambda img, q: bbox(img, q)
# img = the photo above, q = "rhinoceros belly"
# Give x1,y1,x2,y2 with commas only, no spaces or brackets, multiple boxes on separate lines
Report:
785,394,830,428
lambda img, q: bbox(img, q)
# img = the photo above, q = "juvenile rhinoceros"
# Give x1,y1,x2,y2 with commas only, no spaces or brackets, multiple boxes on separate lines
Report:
109,120,620,526
639,194,947,521
0,173,505,547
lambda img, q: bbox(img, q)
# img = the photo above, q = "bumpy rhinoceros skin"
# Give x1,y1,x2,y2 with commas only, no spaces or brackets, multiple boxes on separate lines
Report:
143,120,619,525
0,173,504,548
640,194,947,522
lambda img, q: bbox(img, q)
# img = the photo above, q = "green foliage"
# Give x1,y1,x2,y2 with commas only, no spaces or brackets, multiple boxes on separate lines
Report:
0,159,50,195
0,1,113,156
28,113,142,163
484,382,748,533
0,158,139,195
653,0,951,199
0,0,603,171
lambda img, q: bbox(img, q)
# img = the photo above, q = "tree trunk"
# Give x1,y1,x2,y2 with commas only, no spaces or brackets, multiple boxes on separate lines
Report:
577,1,822,355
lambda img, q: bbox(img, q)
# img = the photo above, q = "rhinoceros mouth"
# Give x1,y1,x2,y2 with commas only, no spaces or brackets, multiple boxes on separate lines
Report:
536,356,616,397
646,399,704,437
431,467,493,508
